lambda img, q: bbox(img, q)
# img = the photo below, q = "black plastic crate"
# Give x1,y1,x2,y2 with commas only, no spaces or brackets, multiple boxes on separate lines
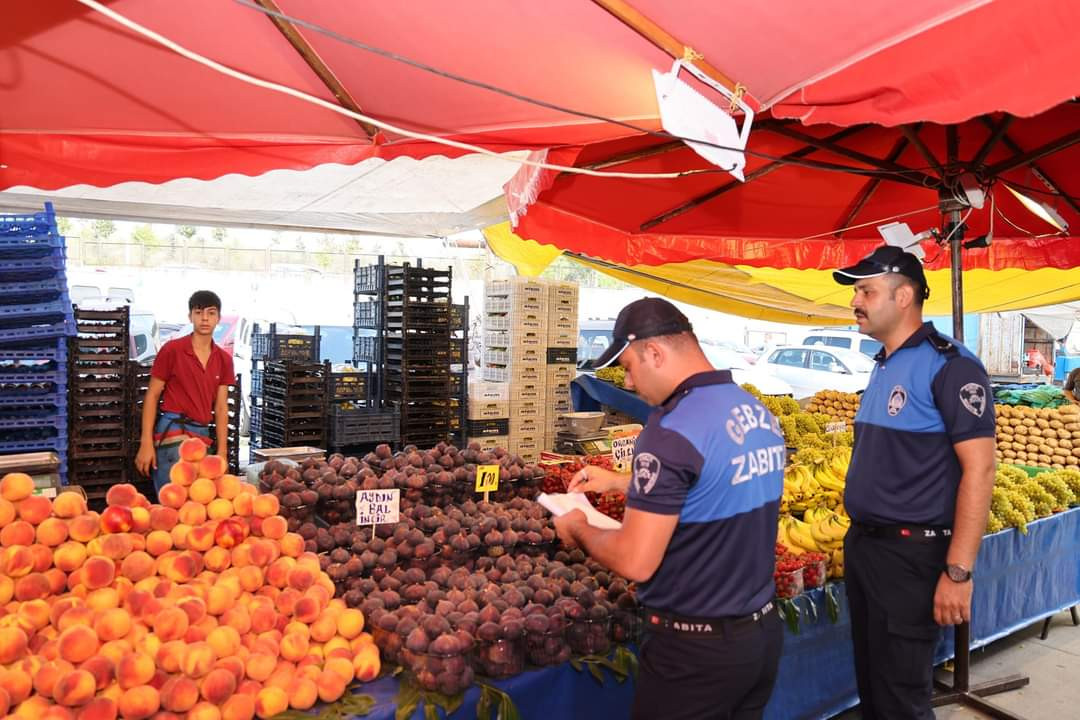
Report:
547,347,578,364
465,418,510,437
450,304,467,331
251,325,319,361
450,372,465,396
354,261,385,295
354,301,382,330
353,335,379,365
326,367,367,402
328,405,400,447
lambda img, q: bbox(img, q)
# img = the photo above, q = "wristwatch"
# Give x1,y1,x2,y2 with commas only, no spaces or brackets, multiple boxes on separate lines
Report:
945,564,973,582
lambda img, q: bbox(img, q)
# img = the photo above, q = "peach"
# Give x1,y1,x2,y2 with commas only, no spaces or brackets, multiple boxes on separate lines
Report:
188,703,221,720
1,520,34,546
17,495,52,525
254,516,283,542
0,473,34,501
207,498,234,521
251,494,279,519
36,517,69,546
336,608,365,639
254,686,287,720
58,625,100,665
278,633,309,663
0,626,28,669
182,642,216,678
323,656,355,685
231,493,253,517
215,475,241,501
286,678,318,711
105,484,138,508
75,698,118,720
94,608,133,642
293,596,320,624
117,652,155,690
286,565,315,592
54,539,89,571
54,669,96,707
0,497,14,525
200,545,229,573
157,485,187,514
353,643,380,682
187,524,215,552
159,677,199,714
248,539,276,568
213,656,246,686
168,461,197,487
2,546,33,576
198,456,227,482
207,626,241,659
221,694,255,720
180,438,208,463
79,656,116,691
155,641,187,675
148,508,178,535
84,556,116,589
69,512,101,542
130,506,151,534
118,686,160,720
101,533,134,560
178,501,207,526
16,695,56,718
200,668,236,704
177,596,207,625
101,506,135,534
316,668,346,703
57,605,95,633
15,572,51,601
87,586,121,611
189,478,217,505
35,659,73,698
279,532,304,558
244,654,276,683
120,551,155,582
308,615,337,644
152,607,189,642
51,491,86,518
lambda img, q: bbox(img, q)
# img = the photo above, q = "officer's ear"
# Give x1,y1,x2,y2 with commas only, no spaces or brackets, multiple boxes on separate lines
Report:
641,339,665,367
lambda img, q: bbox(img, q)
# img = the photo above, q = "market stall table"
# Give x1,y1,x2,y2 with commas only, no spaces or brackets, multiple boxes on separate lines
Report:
570,374,652,423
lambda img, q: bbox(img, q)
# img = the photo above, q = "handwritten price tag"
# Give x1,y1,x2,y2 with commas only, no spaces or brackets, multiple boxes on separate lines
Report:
355,489,400,526
475,464,500,493
611,436,637,473
825,422,848,434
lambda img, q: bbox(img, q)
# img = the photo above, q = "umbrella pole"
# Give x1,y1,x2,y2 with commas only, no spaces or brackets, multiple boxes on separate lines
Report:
948,209,965,342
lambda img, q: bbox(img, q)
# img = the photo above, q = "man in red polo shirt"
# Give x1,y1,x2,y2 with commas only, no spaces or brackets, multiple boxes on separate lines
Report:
134,290,236,496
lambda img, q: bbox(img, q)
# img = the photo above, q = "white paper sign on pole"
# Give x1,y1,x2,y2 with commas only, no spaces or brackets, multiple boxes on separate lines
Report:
355,489,400,527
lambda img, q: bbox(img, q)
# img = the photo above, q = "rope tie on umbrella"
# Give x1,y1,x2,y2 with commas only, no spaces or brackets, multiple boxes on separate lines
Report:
729,83,748,113
681,45,704,63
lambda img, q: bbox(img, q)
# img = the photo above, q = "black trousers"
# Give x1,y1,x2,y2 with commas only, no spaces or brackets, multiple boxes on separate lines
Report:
845,525,948,720
631,611,783,720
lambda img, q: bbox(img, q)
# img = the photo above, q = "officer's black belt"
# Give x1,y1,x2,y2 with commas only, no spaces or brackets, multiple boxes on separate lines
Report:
852,521,952,542
643,602,775,635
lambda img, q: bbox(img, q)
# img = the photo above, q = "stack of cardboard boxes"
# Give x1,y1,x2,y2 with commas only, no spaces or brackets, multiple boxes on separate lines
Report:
545,281,579,451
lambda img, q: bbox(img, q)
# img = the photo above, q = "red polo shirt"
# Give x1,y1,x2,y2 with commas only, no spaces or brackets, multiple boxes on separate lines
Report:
151,336,236,426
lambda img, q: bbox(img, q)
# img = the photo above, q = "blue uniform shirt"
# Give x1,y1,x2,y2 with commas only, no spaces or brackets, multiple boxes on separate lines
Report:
628,370,785,618
845,323,995,527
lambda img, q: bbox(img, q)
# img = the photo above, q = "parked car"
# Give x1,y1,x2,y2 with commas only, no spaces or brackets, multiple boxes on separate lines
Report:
700,345,794,396
798,328,884,358
760,345,874,399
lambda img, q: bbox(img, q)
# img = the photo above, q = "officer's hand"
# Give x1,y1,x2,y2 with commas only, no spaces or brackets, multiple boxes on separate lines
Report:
134,443,157,477
933,573,973,626
567,466,628,494
553,509,587,549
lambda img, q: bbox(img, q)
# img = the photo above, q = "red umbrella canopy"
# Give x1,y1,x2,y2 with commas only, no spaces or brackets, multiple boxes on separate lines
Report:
512,103,1080,271
2,0,1077,192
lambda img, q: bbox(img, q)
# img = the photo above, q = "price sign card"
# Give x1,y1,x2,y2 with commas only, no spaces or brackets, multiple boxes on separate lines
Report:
355,489,400,526
611,436,637,473
475,464,500,493
825,421,848,434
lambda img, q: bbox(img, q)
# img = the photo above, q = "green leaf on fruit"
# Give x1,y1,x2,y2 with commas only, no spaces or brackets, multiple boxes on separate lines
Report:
778,598,801,634
825,583,841,624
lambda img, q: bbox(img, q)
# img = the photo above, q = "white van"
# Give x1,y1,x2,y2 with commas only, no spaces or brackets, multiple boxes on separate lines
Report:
799,329,883,358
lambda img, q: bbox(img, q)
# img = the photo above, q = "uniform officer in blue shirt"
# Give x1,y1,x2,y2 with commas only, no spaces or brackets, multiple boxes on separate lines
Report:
834,246,996,719
554,298,785,720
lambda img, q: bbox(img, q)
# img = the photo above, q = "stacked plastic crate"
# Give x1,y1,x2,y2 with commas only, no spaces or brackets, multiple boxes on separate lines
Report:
325,361,400,452
249,323,320,460
483,278,547,462
126,361,152,470
69,307,136,507
207,373,242,473
545,281,580,450
0,203,75,485
261,360,326,450
448,301,469,447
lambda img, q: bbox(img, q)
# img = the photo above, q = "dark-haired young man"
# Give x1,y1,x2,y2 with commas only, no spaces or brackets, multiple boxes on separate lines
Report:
135,291,235,496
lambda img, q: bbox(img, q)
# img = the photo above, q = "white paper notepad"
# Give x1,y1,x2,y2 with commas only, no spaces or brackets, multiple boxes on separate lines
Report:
537,492,623,530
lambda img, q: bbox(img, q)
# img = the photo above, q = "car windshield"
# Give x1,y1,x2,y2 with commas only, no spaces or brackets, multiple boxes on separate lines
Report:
701,345,750,370
859,338,884,357
833,349,875,372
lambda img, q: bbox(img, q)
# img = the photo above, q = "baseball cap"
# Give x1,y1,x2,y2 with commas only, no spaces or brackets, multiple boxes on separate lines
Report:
832,245,930,299
592,298,694,369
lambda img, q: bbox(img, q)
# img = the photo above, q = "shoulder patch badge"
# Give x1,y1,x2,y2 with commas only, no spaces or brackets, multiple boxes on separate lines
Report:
959,382,987,417
887,385,908,416
633,452,661,495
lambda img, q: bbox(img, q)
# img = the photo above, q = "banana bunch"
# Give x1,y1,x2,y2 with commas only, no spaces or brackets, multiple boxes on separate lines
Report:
777,511,850,577
782,446,850,513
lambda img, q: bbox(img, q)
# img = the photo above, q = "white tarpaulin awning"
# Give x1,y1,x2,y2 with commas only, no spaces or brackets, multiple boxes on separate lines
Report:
0,153,523,237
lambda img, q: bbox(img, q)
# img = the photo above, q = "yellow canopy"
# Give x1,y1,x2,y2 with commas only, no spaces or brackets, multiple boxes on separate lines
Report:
484,222,1080,325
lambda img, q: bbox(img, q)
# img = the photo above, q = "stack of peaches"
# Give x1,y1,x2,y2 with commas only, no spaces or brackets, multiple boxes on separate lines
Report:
0,438,380,720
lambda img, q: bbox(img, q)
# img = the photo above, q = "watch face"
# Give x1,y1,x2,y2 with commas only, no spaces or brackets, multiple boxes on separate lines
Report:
947,565,970,582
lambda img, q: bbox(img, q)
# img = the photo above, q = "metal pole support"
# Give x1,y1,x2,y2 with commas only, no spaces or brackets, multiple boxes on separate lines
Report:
932,621,1030,719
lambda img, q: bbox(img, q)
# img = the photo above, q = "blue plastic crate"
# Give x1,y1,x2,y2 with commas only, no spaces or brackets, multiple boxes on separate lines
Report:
0,392,65,410
0,298,72,324
0,435,68,454
0,319,75,346
0,234,65,259
0,369,67,392
0,278,69,305
0,203,59,238
0,254,66,282
0,341,67,362
0,406,64,430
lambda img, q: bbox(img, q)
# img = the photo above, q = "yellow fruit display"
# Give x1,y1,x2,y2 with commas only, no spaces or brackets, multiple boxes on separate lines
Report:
994,403,1080,469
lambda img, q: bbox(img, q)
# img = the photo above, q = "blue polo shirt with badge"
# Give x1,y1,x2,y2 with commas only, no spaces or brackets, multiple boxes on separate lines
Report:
845,322,995,527
628,370,785,618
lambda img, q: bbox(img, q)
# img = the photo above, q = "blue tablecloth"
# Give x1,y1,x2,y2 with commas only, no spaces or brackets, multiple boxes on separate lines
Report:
361,507,1080,719
571,375,653,422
